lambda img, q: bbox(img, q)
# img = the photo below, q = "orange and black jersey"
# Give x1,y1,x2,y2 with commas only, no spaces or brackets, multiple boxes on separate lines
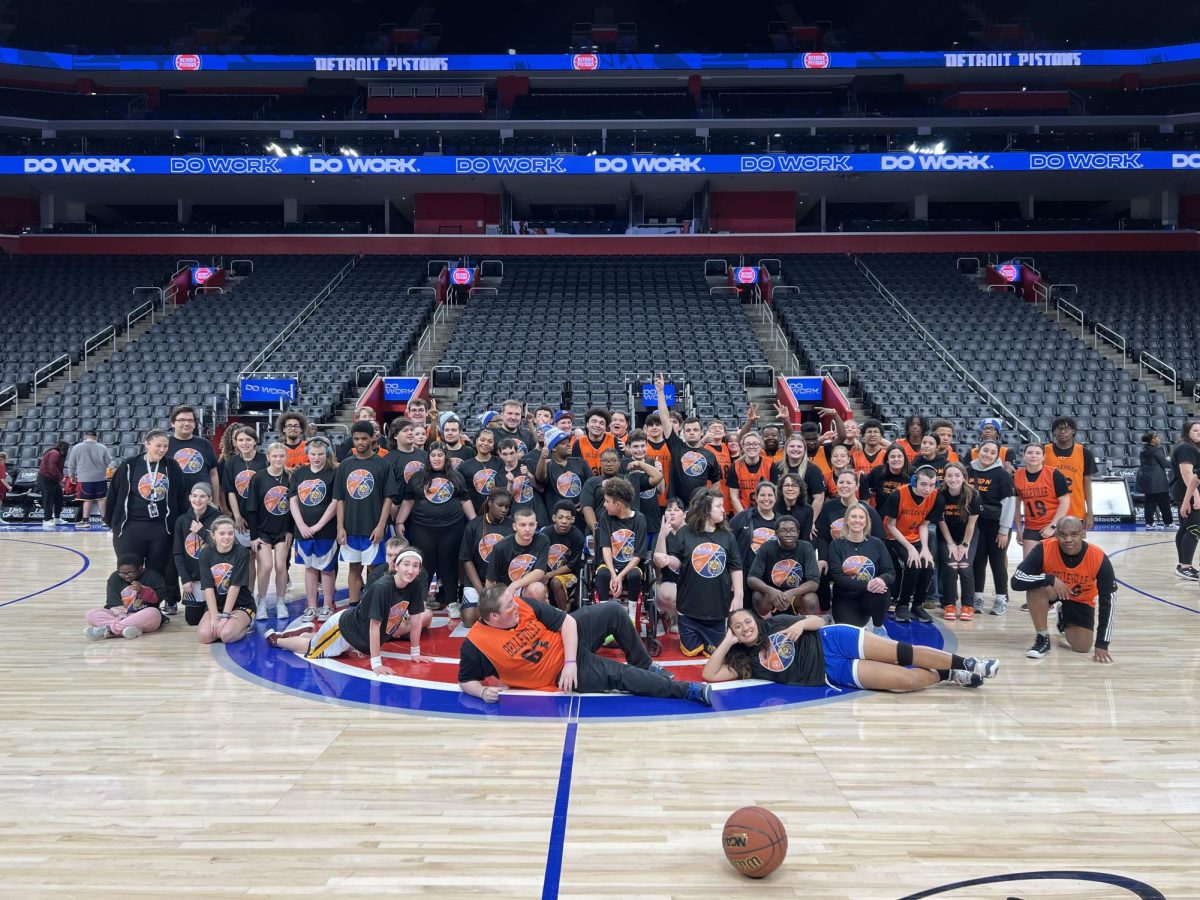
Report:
851,446,886,478
644,439,672,507
573,432,617,477
1012,539,1115,648
1014,466,1070,532
894,438,921,463
458,597,567,691
1043,442,1097,520
728,455,774,509
880,485,944,543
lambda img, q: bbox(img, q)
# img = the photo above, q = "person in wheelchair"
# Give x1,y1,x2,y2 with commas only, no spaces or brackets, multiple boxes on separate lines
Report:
543,500,585,610
593,477,648,606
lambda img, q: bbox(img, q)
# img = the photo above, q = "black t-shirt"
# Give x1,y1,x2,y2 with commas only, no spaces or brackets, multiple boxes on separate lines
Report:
495,425,534,456
123,455,185,525
771,460,827,501
939,488,984,543
828,536,895,598
596,509,647,570
221,452,267,511
459,456,502,514
541,524,585,576
460,515,514,580
665,432,719,503
458,599,564,683
622,461,663,532
199,544,252,608
732,615,827,686
1170,442,1200,502
173,505,220,580
813,497,885,560
540,455,591,511
168,435,219,494
748,540,819,593
105,567,169,611
446,442,475,471
487,532,551,585
501,463,542,523
579,473,616,522
287,466,338,540
776,500,815,542
728,509,779,574
244,468,292,541
967,464,1015,522
666,527,743,621
334,454,396,536
867,467,908,510
389,448,429,493
403,470,470,528
338,572,429,654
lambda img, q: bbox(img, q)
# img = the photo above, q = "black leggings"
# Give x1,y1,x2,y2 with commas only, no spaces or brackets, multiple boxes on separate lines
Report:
972,518,1009,598
831,588,889,628
37,474,63,521
408,519,465,606
937,532,978,607
573,602,687,698
594,565,643,603
1176,505,1200,565
886,539,932,610
1143,493,1173,527
113,520,179,604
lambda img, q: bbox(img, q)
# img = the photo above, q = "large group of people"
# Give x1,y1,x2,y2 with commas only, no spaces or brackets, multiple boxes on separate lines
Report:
76,388,1146,705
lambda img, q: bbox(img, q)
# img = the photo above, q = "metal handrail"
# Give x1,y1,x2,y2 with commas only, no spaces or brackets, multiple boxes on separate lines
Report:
0,383,17,418
1094,323,1128,366
195,286,224,297
1139,351,1178,402
853,255,1042,445
817,363,852,386
82,325,116,372
427,259,452,278
355,364,387,385
1031,280,1050,311
403,302,448,376
770,285,801,299
704,258,728,277
986,284,1016,294
1049,283,1079,300
480,259,504,278
1055,298,1087,339
32,354,70,404
955,257,980,273
125,299,156,346
468,286,498,299
230,258,254,274
758,258,781,278
710,286,739,298
175,259,200,271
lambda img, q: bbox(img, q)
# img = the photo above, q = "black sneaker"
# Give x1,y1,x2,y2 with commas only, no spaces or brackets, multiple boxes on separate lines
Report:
911,606,933,624
893,607,913,623
1026,634,1052,659
162,601,178,617
686,682,713,706
1176,565,1200,581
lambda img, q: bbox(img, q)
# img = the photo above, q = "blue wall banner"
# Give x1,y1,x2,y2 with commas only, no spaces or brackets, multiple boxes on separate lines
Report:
5,151,1199,177
785,377,824,403
641,384,676,408
382,377,421,403
239,377,298,403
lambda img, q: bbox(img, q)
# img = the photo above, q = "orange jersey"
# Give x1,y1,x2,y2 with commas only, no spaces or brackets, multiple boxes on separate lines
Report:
887,485,938,543
852,446,885,478
707,442,735,514
284,440,308,471
1043,442,1088,519
645,439,672,508
464,598,565,691
730,455,773,509
1042,539,1106,608
895,438,920,463
1014,467,1064,531
574,433,617,476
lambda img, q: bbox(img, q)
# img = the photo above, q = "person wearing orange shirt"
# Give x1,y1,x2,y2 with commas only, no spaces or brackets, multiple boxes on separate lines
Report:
1014,444,1071,555
1043,416,1097,530
930,419,961,465
895,415,928,462
881,465,944,624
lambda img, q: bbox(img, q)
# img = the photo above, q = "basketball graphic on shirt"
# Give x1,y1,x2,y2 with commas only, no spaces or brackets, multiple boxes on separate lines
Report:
174,447,204,474
346,468,375,500
751,526,777,553
512,438,528,455
264,485,289,515
680,450,708,477
640,483,657,500
547,542,568,569
120,585,143,610
184,531,206,558
841,554,876,582
508,552,537,581
403,460,425,482
510,474,534,504
771,558,804,589
386,600,410,637
137,471,168,501
691,542,727,578
210,562,233,594
830,517,846,540
450,455,463,470
478,532,502,562
611,528,637,564
556,471,582,498
472,468,497,496
234,469,254,498
758,631,796,673
297,478,327,507
425,477,454,504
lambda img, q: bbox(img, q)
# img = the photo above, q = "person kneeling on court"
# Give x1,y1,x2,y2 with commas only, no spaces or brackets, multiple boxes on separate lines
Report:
1010,516,1115,663
703,609,999,692
458,586,713,705
197,516,255,644
268,548,434,674
84,554,169,641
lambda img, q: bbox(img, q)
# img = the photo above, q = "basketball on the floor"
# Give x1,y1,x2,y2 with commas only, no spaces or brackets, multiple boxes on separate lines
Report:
721,806,788,878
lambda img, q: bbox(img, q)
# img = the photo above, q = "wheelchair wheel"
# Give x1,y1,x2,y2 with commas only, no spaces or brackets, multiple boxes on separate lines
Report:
646,637,663,658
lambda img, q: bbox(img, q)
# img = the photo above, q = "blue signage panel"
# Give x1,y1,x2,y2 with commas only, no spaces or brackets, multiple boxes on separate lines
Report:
383,376,421,403
191,266,214,285
641,383,675,408
449,267,476,286
4,151,1196,177
785,376,824,403
995,262,1023,283
240,377,297,403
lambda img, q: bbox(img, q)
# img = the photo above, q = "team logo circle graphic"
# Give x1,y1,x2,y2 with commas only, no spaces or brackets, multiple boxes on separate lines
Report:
611,528,636,563
691,542,727,578
137,472,168,501
511,475,534,504
758,632,796,673
264,485,290,515
403,460,425,482
120,586,141,609
346,469,375,499
556,472,582,498
508,553,536,581
210,562,233,593
297,478,327,507
234,469,254,498
751,526,776,553
472,468,496,495
830,517,846,540
185,532,206,558
425,477,454,504
680,450,707,477
842,554,876,581
771,558,804,588
174,447,204,474
478,532,502,561
547,542,568,569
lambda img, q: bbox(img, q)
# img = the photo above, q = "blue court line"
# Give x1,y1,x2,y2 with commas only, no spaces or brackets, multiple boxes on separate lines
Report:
0,538,91,608
541,693,581,900
1107,540,1200,615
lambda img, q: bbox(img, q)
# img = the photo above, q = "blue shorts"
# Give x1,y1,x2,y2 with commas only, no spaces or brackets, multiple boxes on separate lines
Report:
819,624,866,689
295,538,337,572
79,481,108,501
339,533,387,565
678,614,725,658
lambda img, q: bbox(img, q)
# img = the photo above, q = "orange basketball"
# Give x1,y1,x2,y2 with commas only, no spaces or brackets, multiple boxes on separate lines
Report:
722,806,788,879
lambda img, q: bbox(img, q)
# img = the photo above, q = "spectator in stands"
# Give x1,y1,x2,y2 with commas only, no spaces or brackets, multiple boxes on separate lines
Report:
174,482,219,626
37,439,69,528
278,411,309,471
65,430,112,527
1137,431,1172,530
1172,422,1200,580
196,516,254,645
220,425,265,588
968,440,1016,616
84,553,168,642
1044,416,1098,531
105,429,188,615
167,405,220,507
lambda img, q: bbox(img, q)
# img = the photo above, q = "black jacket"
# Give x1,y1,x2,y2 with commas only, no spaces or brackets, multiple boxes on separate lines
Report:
1137,444,1170,495
104,453,189,537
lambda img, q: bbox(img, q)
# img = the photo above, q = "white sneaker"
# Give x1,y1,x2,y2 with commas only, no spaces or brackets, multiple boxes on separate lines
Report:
275,601,289,619
447,602,461,619
41,521,55,530
255,599,269,619
83,625,110,640
121,625,142,639
990,596,1008,616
